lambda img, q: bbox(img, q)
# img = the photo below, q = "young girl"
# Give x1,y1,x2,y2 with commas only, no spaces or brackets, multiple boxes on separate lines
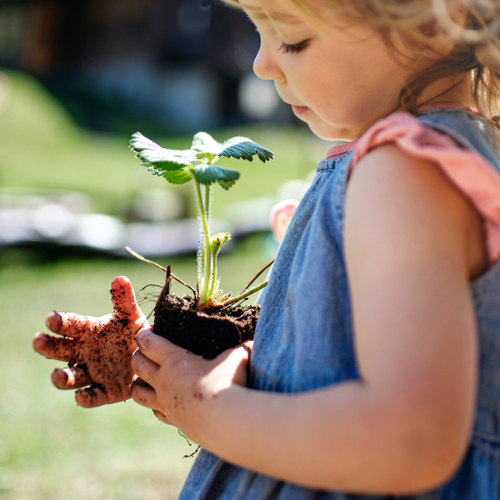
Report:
34,0,500,497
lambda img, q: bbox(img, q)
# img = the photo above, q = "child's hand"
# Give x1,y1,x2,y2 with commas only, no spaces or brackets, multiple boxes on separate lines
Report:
33,276,148,408
131,327,251,440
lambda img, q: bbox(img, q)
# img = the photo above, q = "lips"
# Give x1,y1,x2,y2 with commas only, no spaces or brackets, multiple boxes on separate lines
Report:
291,104,308,116
278,91,309,116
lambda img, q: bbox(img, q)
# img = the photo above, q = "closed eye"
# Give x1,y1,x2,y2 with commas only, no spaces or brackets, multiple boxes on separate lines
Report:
279,39,310,53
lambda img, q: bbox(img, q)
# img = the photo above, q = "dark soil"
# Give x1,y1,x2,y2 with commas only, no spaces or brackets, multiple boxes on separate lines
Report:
153,270,260,359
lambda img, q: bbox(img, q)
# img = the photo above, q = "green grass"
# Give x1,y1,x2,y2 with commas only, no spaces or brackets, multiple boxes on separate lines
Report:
0,234,274,500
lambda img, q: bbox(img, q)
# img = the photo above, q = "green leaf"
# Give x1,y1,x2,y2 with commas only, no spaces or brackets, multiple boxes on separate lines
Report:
190,132,274,164
196,152,218,164
193,165,240,188
210,232,231,254
130,132,197,171
191,133,222,165
191,132,223,154
217,178,237,190
220,137,274,163
140,149,196,171
162,169,192,185
129,132,161,152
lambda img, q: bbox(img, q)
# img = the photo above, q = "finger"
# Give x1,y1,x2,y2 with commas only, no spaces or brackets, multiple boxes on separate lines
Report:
131,378,157,408
211,344,251,386
211,342,251,364
242,340,253,354
45,311,103,338
136,327,183,365
110,276,143,322
235,342,252,364
131,349,160,386
75,386,109,408
33,332,76,362
51,366,90,390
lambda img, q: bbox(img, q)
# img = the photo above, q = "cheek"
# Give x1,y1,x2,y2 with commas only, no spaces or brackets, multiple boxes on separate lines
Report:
292,49,365,103
312,54,405,113
287,65,339,105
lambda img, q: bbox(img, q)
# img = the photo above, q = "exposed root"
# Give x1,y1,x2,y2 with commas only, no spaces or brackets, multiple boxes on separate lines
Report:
125,246,197,298
184,445,201,459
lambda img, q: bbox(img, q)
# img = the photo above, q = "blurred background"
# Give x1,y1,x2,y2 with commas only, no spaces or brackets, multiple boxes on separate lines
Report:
0,1,335,498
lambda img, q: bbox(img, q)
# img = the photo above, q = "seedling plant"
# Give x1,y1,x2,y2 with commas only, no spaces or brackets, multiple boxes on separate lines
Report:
128,131,274,314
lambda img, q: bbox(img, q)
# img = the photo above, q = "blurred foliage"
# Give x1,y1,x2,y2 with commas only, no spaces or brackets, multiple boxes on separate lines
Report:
0,69,331,218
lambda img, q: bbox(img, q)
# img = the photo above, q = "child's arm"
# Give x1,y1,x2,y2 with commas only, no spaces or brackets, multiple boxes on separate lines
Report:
131,144,483,495
33,276,148,407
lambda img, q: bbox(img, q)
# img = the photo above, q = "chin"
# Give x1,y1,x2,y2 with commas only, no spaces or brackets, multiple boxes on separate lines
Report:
296,108,359,141
308,124,354,142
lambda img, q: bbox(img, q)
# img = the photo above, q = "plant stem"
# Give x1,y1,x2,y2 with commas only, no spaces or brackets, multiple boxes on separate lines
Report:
205,183,215,297
210,246,217,298
221,280,269,308
239,259,274,294
204,183,211,224
190,170,212,304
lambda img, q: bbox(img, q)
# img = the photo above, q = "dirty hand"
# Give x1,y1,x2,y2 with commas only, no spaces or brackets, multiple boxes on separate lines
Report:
131,327,251,441
33,276,148,408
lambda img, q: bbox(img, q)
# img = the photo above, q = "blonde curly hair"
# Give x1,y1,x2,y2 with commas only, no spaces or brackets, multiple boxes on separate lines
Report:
228,0,500,126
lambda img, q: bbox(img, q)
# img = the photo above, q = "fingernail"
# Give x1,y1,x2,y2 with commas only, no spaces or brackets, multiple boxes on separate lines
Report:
33,332,51,353
51,369,68,386
136,328,149,342
136,330,146,349
46,311,62,331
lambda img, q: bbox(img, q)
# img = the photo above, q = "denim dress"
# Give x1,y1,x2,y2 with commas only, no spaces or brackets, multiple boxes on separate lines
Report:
179,109,500,500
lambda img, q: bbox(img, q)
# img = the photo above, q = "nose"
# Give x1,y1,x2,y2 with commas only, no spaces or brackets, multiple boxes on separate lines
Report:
253,44,286,82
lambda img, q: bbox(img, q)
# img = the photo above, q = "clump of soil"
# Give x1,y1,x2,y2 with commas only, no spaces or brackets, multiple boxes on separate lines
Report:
153,270,260,359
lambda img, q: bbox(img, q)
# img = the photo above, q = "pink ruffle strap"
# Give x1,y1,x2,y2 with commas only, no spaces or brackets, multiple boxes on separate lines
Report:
350,112,500,265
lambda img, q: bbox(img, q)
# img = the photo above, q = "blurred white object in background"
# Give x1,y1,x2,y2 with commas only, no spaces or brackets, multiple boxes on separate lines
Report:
75,214,126,251
33,203,75,239
132,189,185,222
0,208,35,243
238,73,280,120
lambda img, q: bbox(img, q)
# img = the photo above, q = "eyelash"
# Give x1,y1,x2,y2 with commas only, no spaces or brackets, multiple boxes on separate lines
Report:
279,39,309,54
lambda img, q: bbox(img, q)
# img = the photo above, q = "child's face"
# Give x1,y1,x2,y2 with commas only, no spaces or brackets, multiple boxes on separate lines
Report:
241,0,416,141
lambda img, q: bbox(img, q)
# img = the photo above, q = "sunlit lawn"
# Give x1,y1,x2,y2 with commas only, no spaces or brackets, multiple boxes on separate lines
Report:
0,234,275,500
